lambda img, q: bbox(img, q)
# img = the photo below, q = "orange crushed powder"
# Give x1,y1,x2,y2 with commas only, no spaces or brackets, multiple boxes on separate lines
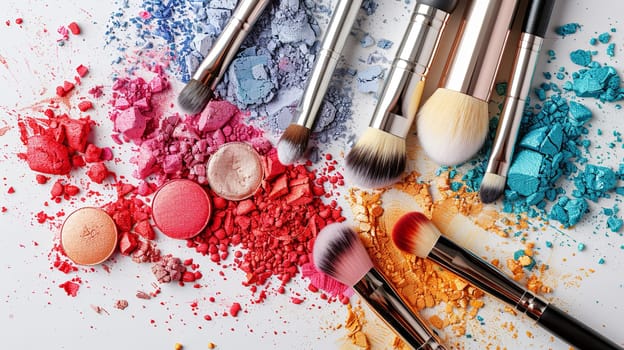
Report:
344,304,371,349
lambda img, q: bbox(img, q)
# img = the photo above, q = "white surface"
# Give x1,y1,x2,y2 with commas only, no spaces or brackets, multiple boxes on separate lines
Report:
0,0,623,349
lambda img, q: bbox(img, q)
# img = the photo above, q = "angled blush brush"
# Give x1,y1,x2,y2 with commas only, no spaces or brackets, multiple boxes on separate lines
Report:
480,0,556,203
178,0,271,114
313,222,448,349
277,0,363,165
345,0,459,189
392,212,623,350
417,0,520,166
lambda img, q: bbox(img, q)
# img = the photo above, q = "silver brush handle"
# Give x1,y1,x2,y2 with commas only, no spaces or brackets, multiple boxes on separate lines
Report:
369,3,450,138
354,269,447,350
486,33,543,175
192,0,271,86
293,0,362,129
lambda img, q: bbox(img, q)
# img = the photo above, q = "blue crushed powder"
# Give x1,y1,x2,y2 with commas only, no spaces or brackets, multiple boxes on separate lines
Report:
376,39,393,49
607,216,623,232
607,43,616,57
569,49,592,66
572,165,616,202
577,242,586,251
360,33,375,48
598,32,612,43
356,65,385,94
360,0,379,15
556,22,581,37
549,196,589,228
563,64,624,102
590,37,598,46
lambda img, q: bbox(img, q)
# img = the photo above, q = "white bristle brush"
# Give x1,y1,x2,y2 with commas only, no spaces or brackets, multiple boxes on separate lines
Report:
346,0,459,189
313,222,447,349
277,0,363,165
479,0,556,203
417,0,519,166
178,0,270,114
391,211,623,350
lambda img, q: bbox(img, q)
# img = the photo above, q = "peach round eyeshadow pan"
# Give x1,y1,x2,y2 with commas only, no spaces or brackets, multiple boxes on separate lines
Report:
61,207,118,265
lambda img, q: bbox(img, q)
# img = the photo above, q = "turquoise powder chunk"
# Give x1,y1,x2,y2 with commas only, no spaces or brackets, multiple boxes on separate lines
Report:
450,182,463,191
540,123,563,156
577,242,586,251
535,88,547,101
507,150,544,196
569,65,623,102
590,37,598,45
519,126,548,151
607,43,615,57
549,196,588,228
598,258,605,264
572,164,617,202
556,23,581,37
545,241,553,248
513,250,536,270
230,53,275,106
569,49,592,66
607,216,623,232
496,82,507,96
598,32,612,43
568,100,592,126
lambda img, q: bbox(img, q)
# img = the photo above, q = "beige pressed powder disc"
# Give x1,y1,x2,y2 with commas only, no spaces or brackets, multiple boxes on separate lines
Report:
207,142,264,201
61,207,118,265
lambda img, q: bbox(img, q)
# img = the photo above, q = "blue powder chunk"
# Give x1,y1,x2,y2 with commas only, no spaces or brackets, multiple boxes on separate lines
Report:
361,0,379,15
540,123,563,155
598,32,611,43
450,182,464,191
616,187,624,195
519,126,548,151
534,88,547,101
607,216,623,232
569,49,592,66
360,34,375,48
572,164,617,202
549,196,588,228
377,39,393,49
357,65,385,94
590,37,598,45
543,72,552,80
568,100,592,125
607,43,615,57
230,54,275,105
545,241,553,248
555,23,581,37
603,208,614,216
577,242,586,251
507,150,544,196
598,258,605,264
568,65,623,102
496,82,507,96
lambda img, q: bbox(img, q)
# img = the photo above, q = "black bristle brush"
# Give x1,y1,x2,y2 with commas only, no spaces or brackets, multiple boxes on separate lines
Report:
178,0,271,114
313,222,448,349
480,0,556,203
392,211,623,350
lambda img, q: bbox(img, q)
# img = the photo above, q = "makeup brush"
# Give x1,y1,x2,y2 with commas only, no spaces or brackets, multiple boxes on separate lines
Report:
392,212,623,350
277,0,363,165
178,0,271,114
345,0,459,189
479,0,556,203
417,0,519,166
313,222,448,350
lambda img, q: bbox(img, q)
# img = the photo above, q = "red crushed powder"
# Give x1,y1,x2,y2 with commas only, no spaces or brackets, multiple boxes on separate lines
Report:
59,279,81,297
15,18,23,25
229,302,241,317
68,22,80,35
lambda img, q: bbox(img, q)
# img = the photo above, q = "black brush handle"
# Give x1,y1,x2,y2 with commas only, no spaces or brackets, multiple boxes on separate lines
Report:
538,304,623,350
417,0,459,13
523,0,556,37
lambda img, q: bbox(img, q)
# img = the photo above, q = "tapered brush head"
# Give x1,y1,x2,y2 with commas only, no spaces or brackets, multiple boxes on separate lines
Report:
345,127,406,189
312,222,374,287
277,124,311,165
417,88,489,166
178,79,214,114
391,211,441,258
479,172,506,204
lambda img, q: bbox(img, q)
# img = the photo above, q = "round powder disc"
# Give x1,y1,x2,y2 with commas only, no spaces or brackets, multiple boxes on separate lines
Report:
61,207,118,265
207,142,264,201
152,179,212,239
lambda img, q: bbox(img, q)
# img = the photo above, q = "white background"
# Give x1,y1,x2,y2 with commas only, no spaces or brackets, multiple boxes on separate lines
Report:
0,0,623,349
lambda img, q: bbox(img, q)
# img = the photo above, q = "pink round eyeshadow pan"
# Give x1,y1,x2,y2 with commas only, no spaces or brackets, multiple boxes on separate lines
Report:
152,179,212,239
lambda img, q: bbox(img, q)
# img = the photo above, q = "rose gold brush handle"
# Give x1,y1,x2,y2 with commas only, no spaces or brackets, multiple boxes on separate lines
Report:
441,0,519,101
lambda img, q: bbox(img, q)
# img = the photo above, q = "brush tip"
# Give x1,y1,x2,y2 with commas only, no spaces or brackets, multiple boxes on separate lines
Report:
345,128,406,189
178,79,214,114
417,88,489,166
391,211,441,258
277,124,311,165
479,173,506,204
312,222,373,287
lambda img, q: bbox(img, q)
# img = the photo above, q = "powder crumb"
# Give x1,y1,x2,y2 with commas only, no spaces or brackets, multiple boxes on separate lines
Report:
429,315,445,329
90,304,109,315
114,299,129,310
174,343,183,350
344,304,370,349
229,302,241,317
207,343,216,349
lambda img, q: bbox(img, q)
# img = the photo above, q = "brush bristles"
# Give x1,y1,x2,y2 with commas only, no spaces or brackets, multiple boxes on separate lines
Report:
277,124,311,165
178,79,214,114
345,127,406,189
479,173,506,204
313,222,373,287
417,88,489,166
391,212,441,258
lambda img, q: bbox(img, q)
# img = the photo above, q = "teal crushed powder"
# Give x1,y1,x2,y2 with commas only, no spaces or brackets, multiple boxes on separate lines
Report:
563,64,624,102
549,196,588,228
577,242,586,251
590,37,598,45
607,43,615,57
450,182,463,191
572,164,617,202
607,216,623,232
556,23,581,37
598,258,605,264
570,49,592,66
545,241,553,248
598,32,612,43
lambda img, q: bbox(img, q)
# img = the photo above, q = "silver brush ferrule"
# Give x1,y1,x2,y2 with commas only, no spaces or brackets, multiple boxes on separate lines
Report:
441,0,518,101
293,0,363,129
429,235,528,308
369,3,450,138
353,268,447,350
515,290,549,321
486,33,544,175
192,0,271,87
